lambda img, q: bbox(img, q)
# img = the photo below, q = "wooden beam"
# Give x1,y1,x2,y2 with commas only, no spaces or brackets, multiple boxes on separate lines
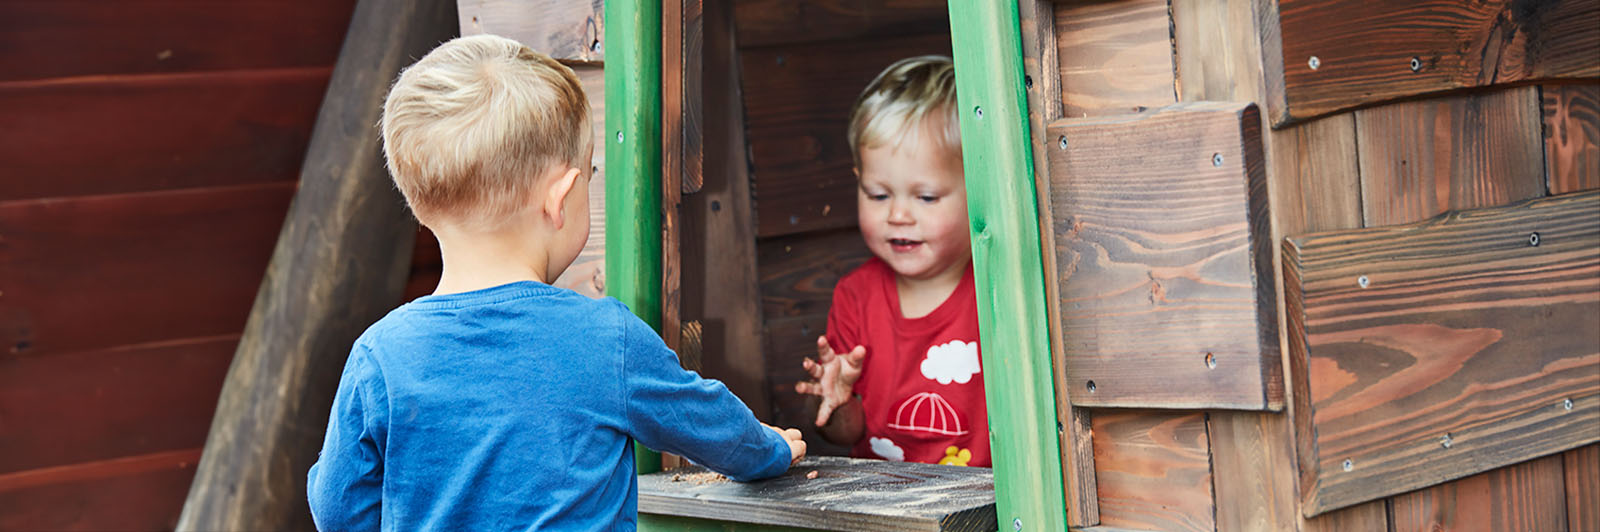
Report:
457,0,604,64
1543,84,1600,195
637,456,995,532
1052,0,1177,118
174,0,457,529
1046,102,1282,411
1267,0,1600,125
1283,189,1600,516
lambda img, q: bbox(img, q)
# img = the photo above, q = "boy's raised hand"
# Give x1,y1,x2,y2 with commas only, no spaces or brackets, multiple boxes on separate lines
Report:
762,423,808,466
793,336,866,427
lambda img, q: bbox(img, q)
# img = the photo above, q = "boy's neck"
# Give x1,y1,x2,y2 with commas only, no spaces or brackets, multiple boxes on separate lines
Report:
431,221,553,296
894,256,970,319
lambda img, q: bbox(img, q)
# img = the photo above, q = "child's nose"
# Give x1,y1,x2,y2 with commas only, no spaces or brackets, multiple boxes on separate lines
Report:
887,200,914,224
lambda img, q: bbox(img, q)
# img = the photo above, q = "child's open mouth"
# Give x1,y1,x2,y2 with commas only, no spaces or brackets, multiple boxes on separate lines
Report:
888,238,922,252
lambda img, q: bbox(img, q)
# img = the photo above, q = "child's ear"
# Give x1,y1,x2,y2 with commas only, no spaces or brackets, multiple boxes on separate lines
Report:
543,166,582,228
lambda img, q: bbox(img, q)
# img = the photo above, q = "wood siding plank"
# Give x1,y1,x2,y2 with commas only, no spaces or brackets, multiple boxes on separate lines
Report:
1270,0,1600,125
758,230,871,320
1389,454,1569,532
0,449,202,532
0,1,356,81
740,34,952,238
1053,0,1176,118
1284,190,1600,515
1544,84,1600,195
0,69,330,202
1566,444,1600,531
732,0,949,48
457,0,604,64
0,183,294,358
1046,102,1282,410
1091,410,1215,532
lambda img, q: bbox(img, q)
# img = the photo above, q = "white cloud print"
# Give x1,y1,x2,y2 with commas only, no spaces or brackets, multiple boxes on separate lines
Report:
870,437,905,462
920,340,981,384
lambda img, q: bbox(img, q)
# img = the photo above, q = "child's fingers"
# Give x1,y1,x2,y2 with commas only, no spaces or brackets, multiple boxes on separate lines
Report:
789,438,807,465
843,346,867,368
794,380,821,396
802,357,825,380
815,402,834,427
815,336,836,362
781,427,803,441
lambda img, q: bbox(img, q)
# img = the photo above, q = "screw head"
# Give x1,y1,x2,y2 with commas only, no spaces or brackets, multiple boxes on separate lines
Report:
1205,352,1217,369
1565,398,1575,411
591,39,601,52
1013,517,1023,531
1358,275,1370,288
1309,56,1322,70
1529,232,1541,246
1058,136,1068,150
1342,459,1354,472
1212,153,1224,167
1024,75,1034,90
974,106,984,119
1440,433,1453,449
1086,380,1097,393
1410,57,1422,72
616,131,624,143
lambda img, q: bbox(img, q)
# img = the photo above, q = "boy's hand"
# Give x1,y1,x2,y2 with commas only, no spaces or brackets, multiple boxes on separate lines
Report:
763,423,807,466
793,336,866,427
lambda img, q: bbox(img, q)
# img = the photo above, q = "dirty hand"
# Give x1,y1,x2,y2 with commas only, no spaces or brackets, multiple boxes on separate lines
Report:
792,336,866,427
763,423,807,466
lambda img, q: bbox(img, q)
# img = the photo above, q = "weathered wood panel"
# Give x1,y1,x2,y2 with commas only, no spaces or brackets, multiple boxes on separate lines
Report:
1567,444,1600,531
733,0,948,48
1270,0,1600,125
457,0,603,63
1053,0,1175,118
0,184,293,358
758,229,872,320
740,33,951,238
1283,190,1600,516
0,449,201,531
1091,411,1214,532
0,1,356,81
1545,84,1600,194
765,313,854,458
0,337,234,475
0,69,329,202
1389,454,1569,532
1047,102,1282,410
638,456,995,532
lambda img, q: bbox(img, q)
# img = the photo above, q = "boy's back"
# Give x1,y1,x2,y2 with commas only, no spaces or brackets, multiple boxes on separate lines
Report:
308,282,790,531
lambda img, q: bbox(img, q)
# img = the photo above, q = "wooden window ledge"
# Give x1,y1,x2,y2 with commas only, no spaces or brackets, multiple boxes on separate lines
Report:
638,456,997,531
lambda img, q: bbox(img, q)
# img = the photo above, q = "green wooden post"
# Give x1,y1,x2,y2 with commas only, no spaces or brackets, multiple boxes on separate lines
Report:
946,1,1069,530
606,0,664,475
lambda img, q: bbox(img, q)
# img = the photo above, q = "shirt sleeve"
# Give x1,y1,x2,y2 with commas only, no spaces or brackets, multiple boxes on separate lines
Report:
307,344,387,531
619,311,791,482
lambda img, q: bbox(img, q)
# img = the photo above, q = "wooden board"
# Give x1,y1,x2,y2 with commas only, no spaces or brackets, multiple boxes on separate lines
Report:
0,1,356,81
1544,84,1600,195
758,229,872,320
0,337,234,475
1090,410,1214,532
1053,0,1176,118
1269,0,1600,125
1389,454,1569,532
1283,190,1600,516
764,313,855,458
740,33,951,238
733,0,948,48
1046,102,1282,410
0,449,201,531
0,183,294,358
0,68,329,202
637,456,995,532
1567,444,1600,531
457,0,603,63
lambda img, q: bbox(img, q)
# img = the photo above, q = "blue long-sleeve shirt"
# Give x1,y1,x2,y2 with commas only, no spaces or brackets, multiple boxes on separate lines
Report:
307,281,791,531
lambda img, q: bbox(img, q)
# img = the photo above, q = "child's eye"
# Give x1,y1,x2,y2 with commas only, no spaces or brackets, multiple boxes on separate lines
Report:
918,195,940,203
867,193,889,201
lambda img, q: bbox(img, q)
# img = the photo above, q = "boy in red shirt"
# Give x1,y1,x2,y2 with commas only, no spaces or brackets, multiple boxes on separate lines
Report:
794,56,987,467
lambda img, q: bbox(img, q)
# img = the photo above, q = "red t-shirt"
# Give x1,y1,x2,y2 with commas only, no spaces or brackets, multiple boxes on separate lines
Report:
825,258,989,467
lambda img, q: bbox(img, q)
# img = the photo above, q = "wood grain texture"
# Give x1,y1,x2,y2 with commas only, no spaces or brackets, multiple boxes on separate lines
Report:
1019,0,1098,524
1047,102,1282,410
0,0,356,81
1357,88,1547,226
740,33,951,238
0,449,201,532
0,68,329,202
0,337,234,475
176,0,456,528
733,0,949,48
1566,444,1600,531
1270,0,1600,125
663,0,686,354
1283,190,1600,516
458,0,603,63
638,456,996,532
1053,0,1176,118
1544,84,1600,194
764,313,853,458
1090,410,1215,532
758,229,872,320
0,184,293,358
1389,454,1569,532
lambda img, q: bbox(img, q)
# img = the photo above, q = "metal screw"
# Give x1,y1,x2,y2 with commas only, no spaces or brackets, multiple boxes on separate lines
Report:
616,131,624,143
1086,380,1097,393
1212,153,1224,167
1440,433,1453,449
1024,75,1034,90
1358,275,1370,288
1205,352,1217,369
1565,398,1575,411
1013,517,1023,531
1309,56,1322,70
974,106,984,119
788,215,799,225
1342,459,1353,472
1057,421,1065,435
1529,232,1541,246
1058,136,1068,150
1409,57,1422,72
710,200,722,212
591,39,601,52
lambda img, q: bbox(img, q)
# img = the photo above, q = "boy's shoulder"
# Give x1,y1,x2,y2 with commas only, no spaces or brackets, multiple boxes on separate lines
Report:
353,284,636,353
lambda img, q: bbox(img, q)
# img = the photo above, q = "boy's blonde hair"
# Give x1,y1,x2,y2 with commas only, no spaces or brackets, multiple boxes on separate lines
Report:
846,56,960,166
382,34,591,228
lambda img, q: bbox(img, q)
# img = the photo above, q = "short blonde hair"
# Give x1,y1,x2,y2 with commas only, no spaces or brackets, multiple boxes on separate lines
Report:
846,55,960,166
382,34,591,227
